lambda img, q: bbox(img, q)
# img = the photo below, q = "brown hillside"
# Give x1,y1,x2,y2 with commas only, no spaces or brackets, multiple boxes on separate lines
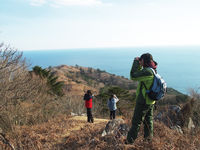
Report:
2,115,199,150
49,65,188,107
50,65,137,96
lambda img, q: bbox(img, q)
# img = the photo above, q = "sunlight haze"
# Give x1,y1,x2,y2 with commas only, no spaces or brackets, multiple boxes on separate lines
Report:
0,0,200,50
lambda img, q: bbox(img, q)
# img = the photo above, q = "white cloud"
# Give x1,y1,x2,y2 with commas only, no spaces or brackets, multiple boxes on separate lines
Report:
30,0,47,6
53,0,102,6
29,0,104,7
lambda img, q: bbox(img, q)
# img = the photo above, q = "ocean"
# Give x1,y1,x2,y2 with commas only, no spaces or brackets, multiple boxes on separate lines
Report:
23,46,200,94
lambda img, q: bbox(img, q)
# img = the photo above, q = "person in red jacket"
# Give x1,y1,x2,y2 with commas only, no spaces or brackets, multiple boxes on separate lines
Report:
83,90,94,123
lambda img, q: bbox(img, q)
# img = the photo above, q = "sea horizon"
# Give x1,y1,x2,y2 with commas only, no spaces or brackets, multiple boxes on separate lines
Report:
23,46,200,95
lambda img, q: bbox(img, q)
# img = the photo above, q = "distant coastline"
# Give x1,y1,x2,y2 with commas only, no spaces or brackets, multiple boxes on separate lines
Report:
23,46,200,94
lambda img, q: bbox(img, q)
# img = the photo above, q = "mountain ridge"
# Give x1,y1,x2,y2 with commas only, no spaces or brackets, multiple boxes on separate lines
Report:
50,65,137,96
49,65,187,103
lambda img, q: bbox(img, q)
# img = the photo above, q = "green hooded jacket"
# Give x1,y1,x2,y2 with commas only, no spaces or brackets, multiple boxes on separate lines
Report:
130,60,155,105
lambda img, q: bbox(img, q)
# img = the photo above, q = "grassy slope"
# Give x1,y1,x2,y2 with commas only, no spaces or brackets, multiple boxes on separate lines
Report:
1,65,196,149
51,65,137,96
2,115,199,150
51,65,188,107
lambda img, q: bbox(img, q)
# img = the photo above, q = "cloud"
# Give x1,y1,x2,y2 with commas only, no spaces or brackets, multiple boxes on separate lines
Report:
29,0,105,7
30,0,47,6
53,0,102,6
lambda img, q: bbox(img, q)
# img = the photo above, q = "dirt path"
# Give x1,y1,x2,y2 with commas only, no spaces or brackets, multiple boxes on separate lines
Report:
8,115,109,150
62,116,108,137
69,116,108,123
4,115,199,150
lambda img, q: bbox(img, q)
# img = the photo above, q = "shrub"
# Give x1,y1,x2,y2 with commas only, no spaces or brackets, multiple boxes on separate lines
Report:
0,44,66,134
94,86,136,118
188,88,200,127
32,66,64,96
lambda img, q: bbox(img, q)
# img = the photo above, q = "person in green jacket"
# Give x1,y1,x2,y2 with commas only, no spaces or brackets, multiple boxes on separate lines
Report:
126,53,157,144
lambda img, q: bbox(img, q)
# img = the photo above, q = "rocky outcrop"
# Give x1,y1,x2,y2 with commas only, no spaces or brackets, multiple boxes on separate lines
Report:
101,119,129,137
155,100,196,133
155,105,181,127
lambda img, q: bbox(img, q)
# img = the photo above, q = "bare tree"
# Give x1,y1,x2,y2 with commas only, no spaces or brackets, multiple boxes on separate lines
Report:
188,88,200,100
0,43,51,131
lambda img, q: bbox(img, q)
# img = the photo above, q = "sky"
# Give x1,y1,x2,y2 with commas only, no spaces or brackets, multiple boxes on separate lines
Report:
0,0,200,50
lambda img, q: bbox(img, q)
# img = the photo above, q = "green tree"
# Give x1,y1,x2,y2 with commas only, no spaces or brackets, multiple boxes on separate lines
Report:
95,86,136,117
32,66,64,96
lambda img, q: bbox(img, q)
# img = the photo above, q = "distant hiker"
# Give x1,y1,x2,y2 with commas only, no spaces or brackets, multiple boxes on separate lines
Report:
83,90,94,123
107,94,119,120
126,53,157,144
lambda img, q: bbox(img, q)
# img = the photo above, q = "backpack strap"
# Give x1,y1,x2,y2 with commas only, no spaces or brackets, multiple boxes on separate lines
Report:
148,67,156,75
141,81,150,93
141,68,155,93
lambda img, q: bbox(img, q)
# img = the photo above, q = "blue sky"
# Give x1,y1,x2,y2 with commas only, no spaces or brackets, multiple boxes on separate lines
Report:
0,0,200,50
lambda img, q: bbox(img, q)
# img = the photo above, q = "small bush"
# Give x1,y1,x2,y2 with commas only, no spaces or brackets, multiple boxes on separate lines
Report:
94,86,136,118
188,88,200,127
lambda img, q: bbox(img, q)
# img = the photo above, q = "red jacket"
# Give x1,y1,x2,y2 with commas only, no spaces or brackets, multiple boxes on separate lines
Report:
84,94,93,108
85,98,92,108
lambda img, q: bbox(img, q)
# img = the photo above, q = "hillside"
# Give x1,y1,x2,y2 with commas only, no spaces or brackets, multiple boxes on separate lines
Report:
2,115,199,150
48,65,191,119
50,65,137,96
1,64,199,150
50,65,188,105
0,45,199,150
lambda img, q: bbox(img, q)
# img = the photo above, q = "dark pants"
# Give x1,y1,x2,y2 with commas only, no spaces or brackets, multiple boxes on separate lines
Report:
87,108,93,123
110,110,116,120
127,101,154,143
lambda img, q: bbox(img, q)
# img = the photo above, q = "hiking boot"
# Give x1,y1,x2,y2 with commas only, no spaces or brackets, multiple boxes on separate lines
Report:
124,139,134,145
125,138,134,145
144,137,152,143
91,118,94,123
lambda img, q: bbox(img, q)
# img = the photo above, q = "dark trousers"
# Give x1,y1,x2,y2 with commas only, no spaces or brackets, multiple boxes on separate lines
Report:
87,108,93,123
110,110,116,120
127,102,154,143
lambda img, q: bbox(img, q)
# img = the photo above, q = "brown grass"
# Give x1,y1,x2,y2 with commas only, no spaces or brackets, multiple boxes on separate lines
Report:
0,44,199,150
1,115,199,150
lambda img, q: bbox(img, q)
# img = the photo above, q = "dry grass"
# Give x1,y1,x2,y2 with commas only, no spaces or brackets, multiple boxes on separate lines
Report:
0,44,199,150
1,115,199,150
61,121,200,150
